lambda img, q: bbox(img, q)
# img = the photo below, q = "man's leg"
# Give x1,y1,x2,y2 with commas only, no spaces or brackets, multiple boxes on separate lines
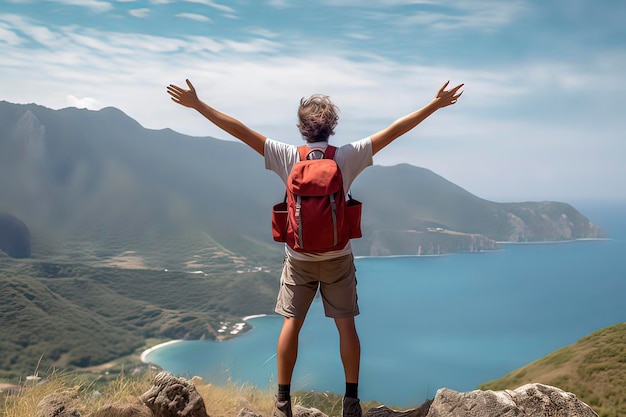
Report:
274,316,305,417
334,316,360,383
335,316,362,417
277,316,306,385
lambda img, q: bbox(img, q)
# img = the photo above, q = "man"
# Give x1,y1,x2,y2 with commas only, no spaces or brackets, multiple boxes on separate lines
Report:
166,79,463,417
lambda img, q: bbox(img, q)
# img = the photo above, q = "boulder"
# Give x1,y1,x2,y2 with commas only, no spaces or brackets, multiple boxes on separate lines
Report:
36,390,82,417
291,405,328,417
238,405,327,417
423,383,598,417
0,213,31,258
236,408,263,417
139,371,210,417
364,401,432,417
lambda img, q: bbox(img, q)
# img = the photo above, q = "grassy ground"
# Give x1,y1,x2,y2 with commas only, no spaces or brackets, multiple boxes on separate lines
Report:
479,322,626,417
0,368,383,417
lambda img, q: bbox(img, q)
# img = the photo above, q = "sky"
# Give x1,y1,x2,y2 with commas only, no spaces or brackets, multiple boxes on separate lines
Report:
2,0,625,203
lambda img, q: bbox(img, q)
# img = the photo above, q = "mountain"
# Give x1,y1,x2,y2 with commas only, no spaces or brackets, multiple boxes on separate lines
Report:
0,101,605,265
479,322,626,417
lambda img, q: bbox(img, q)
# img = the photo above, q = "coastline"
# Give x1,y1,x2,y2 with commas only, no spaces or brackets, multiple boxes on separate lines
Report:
354,237,612,260
496,237,612,245
140,314,273,365
354,253,454,260
140,339,184,363
242,314,270,321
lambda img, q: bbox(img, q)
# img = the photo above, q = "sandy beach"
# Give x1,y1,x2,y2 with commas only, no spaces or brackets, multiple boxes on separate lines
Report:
140,314,272,364
140,340,184,363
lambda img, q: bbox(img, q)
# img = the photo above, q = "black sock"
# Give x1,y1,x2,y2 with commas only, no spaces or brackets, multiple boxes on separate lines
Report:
345,382,358,399
278,384,291,402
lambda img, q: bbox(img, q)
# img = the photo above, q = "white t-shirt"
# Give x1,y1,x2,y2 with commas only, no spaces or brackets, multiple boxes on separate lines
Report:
264,137,373,261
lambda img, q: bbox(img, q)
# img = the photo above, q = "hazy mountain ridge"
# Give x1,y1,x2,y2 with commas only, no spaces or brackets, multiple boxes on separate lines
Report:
0,100,604,264
0,101,283,269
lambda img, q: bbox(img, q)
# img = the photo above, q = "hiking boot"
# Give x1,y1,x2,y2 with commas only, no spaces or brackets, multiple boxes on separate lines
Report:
273,399,293,417
342,397,362,417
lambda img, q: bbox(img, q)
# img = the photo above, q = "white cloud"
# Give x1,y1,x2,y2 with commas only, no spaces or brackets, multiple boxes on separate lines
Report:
176,13,213,23
0,24,22,46
266,0,290,8
321,0,438,6
248,27,279,39
320,0,527,32
129,8,151,18
66,95,100,109
346,32,372,41
47,0,114,13
184,35,224,53
401,1,528,31
183,0,236,14
221,38,282,54
0,14,64,47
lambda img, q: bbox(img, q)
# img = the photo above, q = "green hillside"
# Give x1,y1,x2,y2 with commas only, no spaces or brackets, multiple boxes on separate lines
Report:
480,322,626,417
0,254,279,380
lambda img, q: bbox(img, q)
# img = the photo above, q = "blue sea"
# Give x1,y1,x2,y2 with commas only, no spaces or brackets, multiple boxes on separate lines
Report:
142,201,626,407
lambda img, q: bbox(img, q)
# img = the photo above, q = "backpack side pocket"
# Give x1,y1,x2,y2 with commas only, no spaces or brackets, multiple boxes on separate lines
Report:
271,201,288,242
346,197,362,239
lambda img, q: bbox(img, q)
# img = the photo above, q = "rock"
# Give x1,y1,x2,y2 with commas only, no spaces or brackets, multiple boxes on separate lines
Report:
139,371,210,417
364,401,432,417
36,390,82,417
0,213,31,258
237,405,328,417
425,383,598,417
292,405,328,417
237,407,263,417
91,403,153,417
237,404,326,417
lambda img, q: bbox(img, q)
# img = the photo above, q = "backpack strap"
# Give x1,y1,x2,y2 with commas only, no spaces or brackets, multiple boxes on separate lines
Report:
323,145,337,160
297,144,337,161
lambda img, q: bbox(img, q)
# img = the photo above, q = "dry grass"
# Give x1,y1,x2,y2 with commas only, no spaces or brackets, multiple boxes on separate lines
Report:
192,376,277,417
0,368,151,417
479,322,626,417
0,369,283,417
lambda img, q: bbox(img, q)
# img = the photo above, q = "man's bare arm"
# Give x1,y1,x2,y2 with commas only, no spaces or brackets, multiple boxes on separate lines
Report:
167,79,266,155
370,81,463,155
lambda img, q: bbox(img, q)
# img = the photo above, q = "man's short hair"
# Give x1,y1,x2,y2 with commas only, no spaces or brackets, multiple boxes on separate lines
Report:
297,94,339,143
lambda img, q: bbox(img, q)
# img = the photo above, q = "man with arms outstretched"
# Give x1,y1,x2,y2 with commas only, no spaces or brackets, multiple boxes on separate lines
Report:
167,79,463,417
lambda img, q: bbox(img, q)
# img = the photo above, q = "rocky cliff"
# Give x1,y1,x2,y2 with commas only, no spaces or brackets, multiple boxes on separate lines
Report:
0,213,30,258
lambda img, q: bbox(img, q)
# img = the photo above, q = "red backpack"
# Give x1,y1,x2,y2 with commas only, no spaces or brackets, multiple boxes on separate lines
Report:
272,145,362,253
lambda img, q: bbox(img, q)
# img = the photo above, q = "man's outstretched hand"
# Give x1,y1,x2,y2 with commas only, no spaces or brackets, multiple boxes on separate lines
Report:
167,79,200,109
434,81,464,108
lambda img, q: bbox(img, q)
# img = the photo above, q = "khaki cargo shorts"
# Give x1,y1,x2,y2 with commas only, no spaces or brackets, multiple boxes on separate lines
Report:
275,254,359,319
